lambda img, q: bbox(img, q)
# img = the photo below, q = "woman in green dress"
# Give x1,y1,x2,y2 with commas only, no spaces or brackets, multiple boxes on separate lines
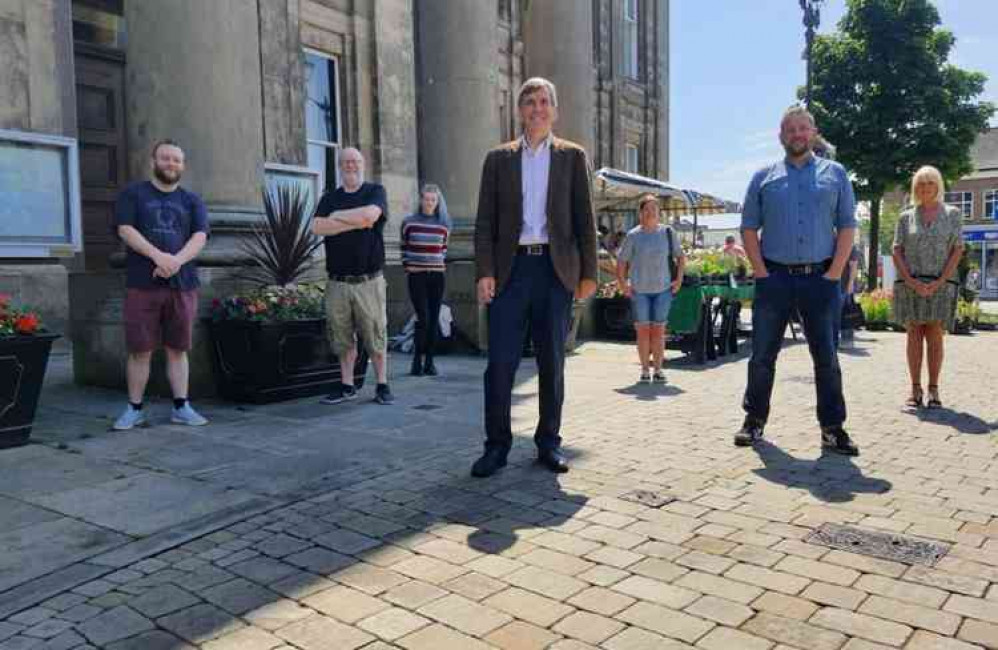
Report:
892,166,963,409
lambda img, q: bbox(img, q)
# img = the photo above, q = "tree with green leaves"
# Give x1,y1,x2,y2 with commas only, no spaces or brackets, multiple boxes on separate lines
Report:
807,0,994,290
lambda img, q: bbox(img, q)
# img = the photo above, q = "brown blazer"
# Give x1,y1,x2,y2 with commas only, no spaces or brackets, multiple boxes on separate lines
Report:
475,136,598,294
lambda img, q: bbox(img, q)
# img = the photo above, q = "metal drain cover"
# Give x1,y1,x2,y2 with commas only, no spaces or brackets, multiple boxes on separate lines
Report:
620,490,676,508
804,523,950,567
411,404,443,411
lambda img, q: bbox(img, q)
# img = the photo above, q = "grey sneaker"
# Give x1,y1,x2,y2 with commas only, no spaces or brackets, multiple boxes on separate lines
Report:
640,370,652,384
171,403,209,426
322,384,358,405
112,405,147,431
374,383,395,405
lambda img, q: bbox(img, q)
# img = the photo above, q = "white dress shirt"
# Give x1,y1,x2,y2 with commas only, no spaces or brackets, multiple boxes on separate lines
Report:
519,133,552,245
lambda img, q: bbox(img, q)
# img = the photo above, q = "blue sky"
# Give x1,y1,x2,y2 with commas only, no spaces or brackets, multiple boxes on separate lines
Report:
669,0,998,204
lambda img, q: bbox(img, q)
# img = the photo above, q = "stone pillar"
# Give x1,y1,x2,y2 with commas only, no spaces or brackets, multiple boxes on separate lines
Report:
124,0,265,216
656,0,670,179
415,0,498,242
522,0,597,156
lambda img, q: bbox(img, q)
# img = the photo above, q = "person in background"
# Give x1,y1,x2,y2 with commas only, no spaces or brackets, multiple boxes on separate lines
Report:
837,245,862,348
400,184,451,376
617,194,684,383
722,234,747,259
112,140,210,431
892,165,963,409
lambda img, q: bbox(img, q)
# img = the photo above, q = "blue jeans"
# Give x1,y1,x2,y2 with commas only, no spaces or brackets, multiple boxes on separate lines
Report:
631,290,673,324
743,269,846,428
484,252,573,454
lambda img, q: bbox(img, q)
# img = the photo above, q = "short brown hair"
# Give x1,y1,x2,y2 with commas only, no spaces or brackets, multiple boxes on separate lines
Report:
780,104,816,130
151,139,182,159
638,193,659,214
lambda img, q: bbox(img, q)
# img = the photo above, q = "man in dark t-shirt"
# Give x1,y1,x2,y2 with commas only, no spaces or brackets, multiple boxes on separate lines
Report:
311,147,393,405
111,140,210,431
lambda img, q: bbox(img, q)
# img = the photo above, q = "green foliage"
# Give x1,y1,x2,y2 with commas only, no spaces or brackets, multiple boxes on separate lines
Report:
241,184,323,287
857,289,893,322
860,204,902,255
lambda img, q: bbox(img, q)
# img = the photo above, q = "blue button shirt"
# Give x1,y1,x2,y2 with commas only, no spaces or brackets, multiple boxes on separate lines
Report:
741,156,857,264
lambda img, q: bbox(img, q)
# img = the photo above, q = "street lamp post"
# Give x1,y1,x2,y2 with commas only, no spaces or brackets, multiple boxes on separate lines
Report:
800,0,823,107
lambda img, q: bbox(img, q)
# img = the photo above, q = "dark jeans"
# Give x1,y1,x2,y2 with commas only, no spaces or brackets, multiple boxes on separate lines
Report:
744,269,846,428
407,271,445,356
484,252,573,454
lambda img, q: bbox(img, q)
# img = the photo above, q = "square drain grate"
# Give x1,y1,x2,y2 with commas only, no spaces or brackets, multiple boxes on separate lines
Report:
620,490,676,508
804,523,950,567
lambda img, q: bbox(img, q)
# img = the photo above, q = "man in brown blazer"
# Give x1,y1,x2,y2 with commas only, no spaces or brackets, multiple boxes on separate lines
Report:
472,77,598,478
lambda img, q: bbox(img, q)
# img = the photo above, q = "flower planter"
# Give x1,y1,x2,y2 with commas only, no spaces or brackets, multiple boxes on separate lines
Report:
864,321,890,332
206,318,368,403
0,333,59,449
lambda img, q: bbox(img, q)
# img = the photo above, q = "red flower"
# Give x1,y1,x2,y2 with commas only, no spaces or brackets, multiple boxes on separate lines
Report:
14,313,39,335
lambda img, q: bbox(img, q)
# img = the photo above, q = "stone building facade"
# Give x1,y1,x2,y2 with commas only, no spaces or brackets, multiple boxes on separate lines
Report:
0,0,670,394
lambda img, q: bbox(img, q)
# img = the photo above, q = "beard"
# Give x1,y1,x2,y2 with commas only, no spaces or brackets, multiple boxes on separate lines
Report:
153,165,181,184
340,169,363,188
783,140,811,157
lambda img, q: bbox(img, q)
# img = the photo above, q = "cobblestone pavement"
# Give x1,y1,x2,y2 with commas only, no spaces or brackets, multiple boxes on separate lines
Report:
2,330,997,649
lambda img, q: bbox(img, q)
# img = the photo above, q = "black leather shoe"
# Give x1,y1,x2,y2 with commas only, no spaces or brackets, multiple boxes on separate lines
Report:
471,450,507,478
537,448,569,473
734,418,764,447
410,355,423,376
821,426,859,456
423,356,438,376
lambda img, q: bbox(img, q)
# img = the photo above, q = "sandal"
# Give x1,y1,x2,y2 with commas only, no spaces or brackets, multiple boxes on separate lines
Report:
927,385,942,409
905,385,923,408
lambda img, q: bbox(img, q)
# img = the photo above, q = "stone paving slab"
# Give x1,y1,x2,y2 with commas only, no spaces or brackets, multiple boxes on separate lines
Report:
0,331,996,648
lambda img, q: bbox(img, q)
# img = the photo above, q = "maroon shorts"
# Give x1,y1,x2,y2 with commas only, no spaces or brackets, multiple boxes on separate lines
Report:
124,288,199,353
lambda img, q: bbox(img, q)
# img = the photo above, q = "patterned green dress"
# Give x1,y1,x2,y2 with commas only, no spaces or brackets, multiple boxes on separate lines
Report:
892,205,962,329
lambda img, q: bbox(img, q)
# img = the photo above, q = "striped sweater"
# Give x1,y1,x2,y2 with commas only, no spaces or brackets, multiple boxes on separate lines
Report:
400,214,450,271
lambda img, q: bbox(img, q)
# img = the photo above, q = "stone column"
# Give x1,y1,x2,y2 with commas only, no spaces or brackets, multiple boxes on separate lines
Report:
522,0,596,157
124,0,265,217
415,0,498,241
656,0,670,179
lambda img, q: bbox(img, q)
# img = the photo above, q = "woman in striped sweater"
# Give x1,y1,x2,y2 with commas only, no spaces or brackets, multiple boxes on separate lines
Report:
400,184,451,376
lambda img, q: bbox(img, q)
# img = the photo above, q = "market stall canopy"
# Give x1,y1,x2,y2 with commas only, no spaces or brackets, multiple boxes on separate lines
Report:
593,167,730,216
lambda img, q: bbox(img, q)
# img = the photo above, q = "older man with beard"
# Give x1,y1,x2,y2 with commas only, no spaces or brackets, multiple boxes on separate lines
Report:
112,140,210,430
735,105,859,455
311,147,393,405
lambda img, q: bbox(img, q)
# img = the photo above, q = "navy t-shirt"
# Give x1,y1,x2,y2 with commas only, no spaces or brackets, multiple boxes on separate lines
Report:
114,181,210,290
317,182,388,276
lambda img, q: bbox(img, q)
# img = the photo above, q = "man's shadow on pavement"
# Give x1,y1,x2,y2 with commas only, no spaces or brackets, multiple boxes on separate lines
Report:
913,407,998,435
464,453,589,554
751,440,892,504
614,384,685,402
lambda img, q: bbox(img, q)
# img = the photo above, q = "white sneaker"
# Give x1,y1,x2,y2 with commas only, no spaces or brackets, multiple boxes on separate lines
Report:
112,405,147,431
640,370,652,383
171,403,209,426
653,370,666,384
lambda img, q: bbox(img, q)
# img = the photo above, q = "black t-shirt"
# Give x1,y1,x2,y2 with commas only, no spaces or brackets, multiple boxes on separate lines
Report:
317,182,388,276
113,181,210,290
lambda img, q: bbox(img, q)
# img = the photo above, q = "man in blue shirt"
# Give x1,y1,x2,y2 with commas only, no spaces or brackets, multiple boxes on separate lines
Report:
111,140,210,431
737,105,859,455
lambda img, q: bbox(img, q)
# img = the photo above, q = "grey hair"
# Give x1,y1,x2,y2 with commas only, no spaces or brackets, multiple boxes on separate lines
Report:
419,183,451,227
517,77,558,108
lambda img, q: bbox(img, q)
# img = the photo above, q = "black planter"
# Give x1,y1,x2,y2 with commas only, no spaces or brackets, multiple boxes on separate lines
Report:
206,318,368,403
0,333,59,449
593,297,635,341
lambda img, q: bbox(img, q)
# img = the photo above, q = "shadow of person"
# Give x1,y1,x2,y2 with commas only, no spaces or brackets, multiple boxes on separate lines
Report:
751,439,892,504
915,408,998,435
837,345,870,358
463,454,589,555
613,383,685,402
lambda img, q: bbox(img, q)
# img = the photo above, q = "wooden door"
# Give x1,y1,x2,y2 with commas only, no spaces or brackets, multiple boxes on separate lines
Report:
74,52,127,269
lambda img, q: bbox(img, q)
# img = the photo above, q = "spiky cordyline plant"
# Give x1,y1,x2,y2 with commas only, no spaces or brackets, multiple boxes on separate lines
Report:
241,183,323,287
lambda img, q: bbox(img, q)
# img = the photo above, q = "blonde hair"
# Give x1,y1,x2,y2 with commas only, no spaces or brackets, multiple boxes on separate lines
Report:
780,104,816,130
910,165,945,207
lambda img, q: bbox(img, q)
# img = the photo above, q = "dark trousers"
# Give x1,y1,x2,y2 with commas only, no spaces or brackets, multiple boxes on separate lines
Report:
407,271,445,356
484,252,573,454
743,269,846,428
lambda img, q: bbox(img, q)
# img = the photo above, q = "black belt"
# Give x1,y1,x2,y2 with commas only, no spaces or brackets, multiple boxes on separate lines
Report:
329,271,382,284
517,244,550,256
896,274,959,286
765,258,831,276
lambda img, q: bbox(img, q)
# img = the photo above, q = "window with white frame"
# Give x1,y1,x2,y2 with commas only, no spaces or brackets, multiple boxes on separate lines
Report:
625,144,640,174
304,50,340,194
622,0,639,79
944,191,973,219
985,189,998,220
